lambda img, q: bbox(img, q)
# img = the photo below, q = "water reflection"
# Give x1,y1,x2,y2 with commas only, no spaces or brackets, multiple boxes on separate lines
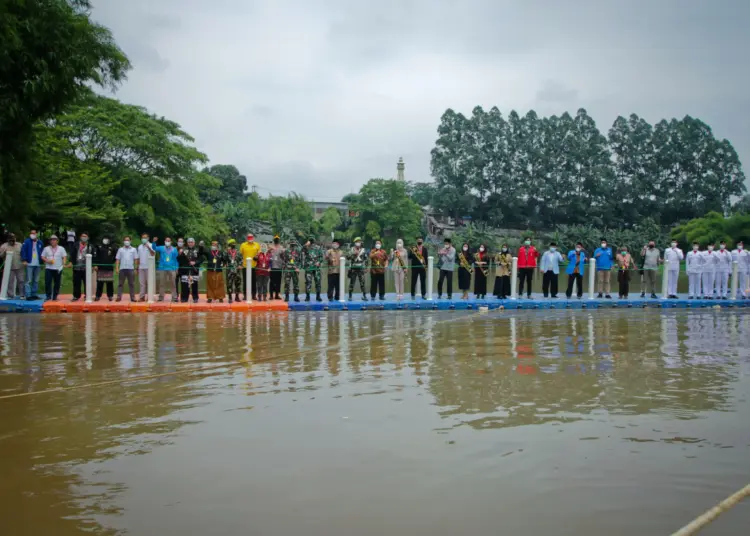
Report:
0,310,748,535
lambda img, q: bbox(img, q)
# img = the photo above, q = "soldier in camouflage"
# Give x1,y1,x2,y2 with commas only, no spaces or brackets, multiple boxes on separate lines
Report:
302,237,324,302
282,239,301,302
348,236,368,301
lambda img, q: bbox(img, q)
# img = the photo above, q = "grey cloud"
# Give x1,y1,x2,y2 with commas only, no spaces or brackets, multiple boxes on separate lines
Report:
536,80,579,105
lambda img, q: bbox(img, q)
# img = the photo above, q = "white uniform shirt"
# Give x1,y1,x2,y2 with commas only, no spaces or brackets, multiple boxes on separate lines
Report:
664,247,684,271
685,250,703,274
41,245,67,271
701,250,718,273
732,249,749,273
116,246,138,270
715,249,732,273
137,243,154,265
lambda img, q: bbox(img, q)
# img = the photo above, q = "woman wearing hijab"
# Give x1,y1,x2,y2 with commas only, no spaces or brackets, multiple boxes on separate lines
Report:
390,238,408,300
494,244,513,299
473,244,489,299
457,242,473,300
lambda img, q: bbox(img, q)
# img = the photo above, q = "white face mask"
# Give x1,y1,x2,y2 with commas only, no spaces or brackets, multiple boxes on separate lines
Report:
575,247,581,252
333,243,339,250
355,242,361,248
141,238,149,244
720,244,726,250
550,247,556,252
502,247,508,253
123,240,131,247
708,246,714,251
30,234,37,240
165,240,172,247
693,246,699,251
463,246,468,252
375,244,381,249
211,245,218,251
739,245,744,251
479,247,485,252
601,243,606,248
102,239,110,245
671,243,677,248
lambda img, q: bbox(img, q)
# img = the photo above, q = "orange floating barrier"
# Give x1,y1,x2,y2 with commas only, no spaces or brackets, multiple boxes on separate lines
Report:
209,302,231,312
108,301,133,312
130,302,150,313
171,302,192,313
85,302,111,313
229,301,251,312
42,301,66,313
65,301,86,313
149,302,172,312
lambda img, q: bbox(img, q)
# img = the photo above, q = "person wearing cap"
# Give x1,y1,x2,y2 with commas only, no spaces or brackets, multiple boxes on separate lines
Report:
136,233,156,301
93,235,117,301
369,239,389,300
41,235,69,301
206,240,227,303
664,239,685,299
326,238,345,301
178,238,203,302
437,237,456,300
224,239,243,302
21,229,44,300
152,237,179,302
268,235,284,300
0,233,24,299
700,243,719,299
302,237,324,302
407,237,428,300
348,237,368,301
714,240,732,299
282,238,301,302
71,231,94,301
731,241,748,299
239,233,261,301
594,238,614,299
685,242,703,300
115,235,138,302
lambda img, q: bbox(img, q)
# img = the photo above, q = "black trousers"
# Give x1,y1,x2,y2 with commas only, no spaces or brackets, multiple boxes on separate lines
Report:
542,270,558,297
519,267,534,296
566,273,583,298
180,277,199,302
437,269,453,297
411,267,426,298
242,268,258,299
618,269,630,297
370,273,385,298
45,269,62,299
96,280,114,299
270,269,283,296
73,269,87,299
493,275,511,298
327,273,340,300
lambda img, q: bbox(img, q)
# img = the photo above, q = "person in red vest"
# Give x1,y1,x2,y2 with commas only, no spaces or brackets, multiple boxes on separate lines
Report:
517,237,539,298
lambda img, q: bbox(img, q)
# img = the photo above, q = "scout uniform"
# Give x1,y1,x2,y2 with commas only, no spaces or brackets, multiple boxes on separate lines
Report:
282,240,301,302
302,238,324,301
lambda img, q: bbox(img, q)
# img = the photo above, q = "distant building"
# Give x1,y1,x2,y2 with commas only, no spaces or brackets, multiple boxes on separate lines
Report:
309,201,349,220
397,157,405,182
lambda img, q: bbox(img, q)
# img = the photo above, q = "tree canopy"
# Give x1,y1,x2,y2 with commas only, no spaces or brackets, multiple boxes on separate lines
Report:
348,179,423,246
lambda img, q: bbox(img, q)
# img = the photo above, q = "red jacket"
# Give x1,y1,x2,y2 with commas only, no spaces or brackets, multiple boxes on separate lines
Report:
517,246,539,268
256,252,270,276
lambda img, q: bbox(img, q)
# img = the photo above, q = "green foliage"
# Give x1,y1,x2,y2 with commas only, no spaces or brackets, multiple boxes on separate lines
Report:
260,193,316,238
452,223,501,251
670,212,750,249
200,164,248,205
318,207,343,236
349,179,423,247
407,181,436,207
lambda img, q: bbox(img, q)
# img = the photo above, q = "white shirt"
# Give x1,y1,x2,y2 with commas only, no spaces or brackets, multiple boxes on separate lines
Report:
715,249,732,273
137,243,154,265
116,246,138,270
41,245,67,271
685,250,703,274
664,247,684,271
701,250,718,273
732,249,749,273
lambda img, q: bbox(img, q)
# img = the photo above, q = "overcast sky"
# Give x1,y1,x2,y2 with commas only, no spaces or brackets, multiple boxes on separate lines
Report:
91,0,749,201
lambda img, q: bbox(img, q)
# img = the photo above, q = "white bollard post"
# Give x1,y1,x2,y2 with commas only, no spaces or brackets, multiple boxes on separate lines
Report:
0,251,13,300
245,258,253,303
661,259,670,299
338,255,346,303
588,257,596,300
510,256,518,299
147,255,156,303
731,261,739,300
426,256,434,300
85,253,94,303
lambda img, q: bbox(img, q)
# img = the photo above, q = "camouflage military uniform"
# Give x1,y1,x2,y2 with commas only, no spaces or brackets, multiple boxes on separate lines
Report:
224,246,243,301
282,243,301,300
302,243,324,300
348,246,368,299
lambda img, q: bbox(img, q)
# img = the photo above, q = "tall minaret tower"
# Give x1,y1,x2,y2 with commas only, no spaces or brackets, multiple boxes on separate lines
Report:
396,156,405,182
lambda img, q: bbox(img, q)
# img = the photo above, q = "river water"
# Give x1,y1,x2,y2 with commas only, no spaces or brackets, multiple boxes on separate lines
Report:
0,310,748,535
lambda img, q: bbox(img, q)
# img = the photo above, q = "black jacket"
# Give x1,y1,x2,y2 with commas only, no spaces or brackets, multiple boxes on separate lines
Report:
93,243,117,269
407,245,429,268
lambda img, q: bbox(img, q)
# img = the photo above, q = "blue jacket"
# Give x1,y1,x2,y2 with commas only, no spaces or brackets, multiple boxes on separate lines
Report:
20,238,44,263
593,246,614,270
154,244,179,271
566,250,587,276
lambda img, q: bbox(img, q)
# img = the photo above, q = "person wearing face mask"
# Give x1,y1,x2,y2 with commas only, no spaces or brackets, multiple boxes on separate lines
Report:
282,239,301,302
326,239,345,301
239,233,261,301
41,235,70,301
473,244,489,299
565,242,587,299
685,242,703,300
700,244,718,299
269,235,285,300
517,237,539,299
21,229,44,300
408,238,428,300
663,240,685,299
458,243,473,300
71,232,94,301
615,246,634,299
255,243,271,301
348,237,368,301
640,240,661,299
732,241,749,299
115,236,138,302
714,241,732,299
302,237,324,302
436,238,456,300
540,242,564,298
0,233,24,299
594,238,614,299
205,240,227,303
178,238,203,303
152,237,179,302
134,233,156,302
224,239,243,302
390,239,409,300
93,236,116,301
493,244,512,299
369,239,389,300
174,238,186,297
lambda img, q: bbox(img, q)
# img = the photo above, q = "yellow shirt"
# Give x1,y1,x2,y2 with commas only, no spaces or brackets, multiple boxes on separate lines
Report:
239,241,261,267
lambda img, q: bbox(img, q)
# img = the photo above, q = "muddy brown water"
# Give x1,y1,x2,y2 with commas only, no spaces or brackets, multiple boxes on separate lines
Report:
0,310,748,535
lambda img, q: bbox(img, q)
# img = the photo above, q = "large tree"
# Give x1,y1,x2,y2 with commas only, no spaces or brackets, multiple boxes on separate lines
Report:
349,179,423,246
